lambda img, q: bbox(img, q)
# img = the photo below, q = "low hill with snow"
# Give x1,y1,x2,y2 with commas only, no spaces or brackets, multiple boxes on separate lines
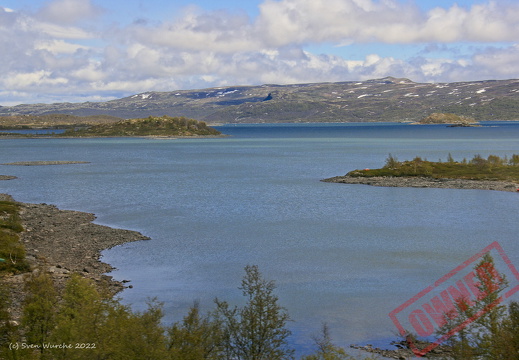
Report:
2,77,519,123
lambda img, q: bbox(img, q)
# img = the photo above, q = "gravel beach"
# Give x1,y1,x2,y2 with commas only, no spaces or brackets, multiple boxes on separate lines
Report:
1,193,150,320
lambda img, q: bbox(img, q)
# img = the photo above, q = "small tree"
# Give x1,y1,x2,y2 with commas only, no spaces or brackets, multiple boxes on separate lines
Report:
167,301,223,360
119,299,168,360
49,274,105,360
384,154,400,169
438,254,508,359
21,270,59,359
214,265,294,360
470,154,487,169
486,155,504,171
447,153,455,164
493,302,519,358
302,323,352,360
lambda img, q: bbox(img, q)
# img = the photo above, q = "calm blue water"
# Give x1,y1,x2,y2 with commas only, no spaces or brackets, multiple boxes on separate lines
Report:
1,122,519,355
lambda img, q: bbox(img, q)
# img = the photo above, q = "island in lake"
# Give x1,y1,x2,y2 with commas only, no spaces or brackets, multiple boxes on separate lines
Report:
323,154,519,192
0,115,222,137
411,112,480,127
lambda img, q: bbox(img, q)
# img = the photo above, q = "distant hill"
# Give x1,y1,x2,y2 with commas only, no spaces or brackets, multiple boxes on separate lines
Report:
61,116,221,137
2,77,519,123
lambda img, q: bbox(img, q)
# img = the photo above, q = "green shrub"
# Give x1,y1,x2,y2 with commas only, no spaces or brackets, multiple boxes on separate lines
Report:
0,200,29,273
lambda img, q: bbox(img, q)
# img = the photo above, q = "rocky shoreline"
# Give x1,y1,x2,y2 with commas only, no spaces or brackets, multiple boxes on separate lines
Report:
322,175,519,192
1,193,150,320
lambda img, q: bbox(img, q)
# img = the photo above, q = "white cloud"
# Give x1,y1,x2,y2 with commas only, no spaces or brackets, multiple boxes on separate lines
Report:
35,39,90,54
2,0,519,105
37,0,103,25
71,62,105,82
31,21,94,39
471,45,519,78
124,7,260,53
255,0,519,46
4,70,68,90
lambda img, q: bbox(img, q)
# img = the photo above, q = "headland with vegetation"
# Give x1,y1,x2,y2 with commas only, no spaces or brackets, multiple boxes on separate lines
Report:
323,154,519,192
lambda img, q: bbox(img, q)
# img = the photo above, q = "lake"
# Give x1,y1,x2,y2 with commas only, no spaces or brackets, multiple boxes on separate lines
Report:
1,122,519,355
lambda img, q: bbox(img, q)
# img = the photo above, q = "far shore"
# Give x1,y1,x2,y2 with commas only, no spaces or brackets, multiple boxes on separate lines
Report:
0,134,230,139
322,175,519,192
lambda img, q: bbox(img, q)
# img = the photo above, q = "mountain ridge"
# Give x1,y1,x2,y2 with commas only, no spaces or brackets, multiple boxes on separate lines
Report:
2,77,519,123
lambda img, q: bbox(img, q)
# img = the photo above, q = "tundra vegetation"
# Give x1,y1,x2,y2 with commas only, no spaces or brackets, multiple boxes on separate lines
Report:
348,154,519,182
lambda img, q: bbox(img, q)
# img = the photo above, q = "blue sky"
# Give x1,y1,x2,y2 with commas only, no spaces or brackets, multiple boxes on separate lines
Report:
1,0,518,105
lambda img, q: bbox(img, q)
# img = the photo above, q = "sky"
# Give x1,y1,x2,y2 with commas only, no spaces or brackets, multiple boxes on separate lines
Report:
1,0,519,106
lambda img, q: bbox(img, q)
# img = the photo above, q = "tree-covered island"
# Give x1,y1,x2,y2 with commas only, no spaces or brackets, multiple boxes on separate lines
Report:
323,154,519,192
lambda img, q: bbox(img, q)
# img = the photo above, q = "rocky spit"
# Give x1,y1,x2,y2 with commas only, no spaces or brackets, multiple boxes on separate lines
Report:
0,193,150,321
322,175,519,192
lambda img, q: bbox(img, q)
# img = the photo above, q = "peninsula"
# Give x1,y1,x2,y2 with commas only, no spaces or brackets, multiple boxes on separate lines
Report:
0,193,150,322
323,154,519,192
